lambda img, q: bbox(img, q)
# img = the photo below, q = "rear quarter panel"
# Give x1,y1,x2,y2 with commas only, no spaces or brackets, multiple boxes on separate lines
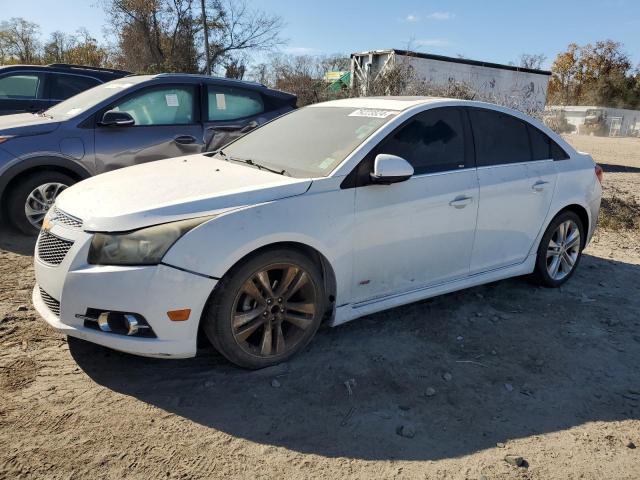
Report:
536,153,601,252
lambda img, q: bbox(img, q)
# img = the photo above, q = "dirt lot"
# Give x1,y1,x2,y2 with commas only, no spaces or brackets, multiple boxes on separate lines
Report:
1,135,639,479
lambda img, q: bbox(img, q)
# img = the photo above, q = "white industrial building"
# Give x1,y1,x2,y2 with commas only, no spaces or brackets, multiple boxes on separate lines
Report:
546,105,640,137
350,49,552,112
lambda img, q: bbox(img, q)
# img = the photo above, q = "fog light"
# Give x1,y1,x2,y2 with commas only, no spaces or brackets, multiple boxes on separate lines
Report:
78,309,156,338
98,312,139,335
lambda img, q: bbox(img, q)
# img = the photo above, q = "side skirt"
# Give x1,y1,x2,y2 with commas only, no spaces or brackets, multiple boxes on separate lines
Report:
330,254,536,327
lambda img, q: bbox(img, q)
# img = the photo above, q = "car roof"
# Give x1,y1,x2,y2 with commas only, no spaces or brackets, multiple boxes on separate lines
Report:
130,73,296,100
310,96,457,111
309,96,542,120
151,73,267,88
0,64,130,79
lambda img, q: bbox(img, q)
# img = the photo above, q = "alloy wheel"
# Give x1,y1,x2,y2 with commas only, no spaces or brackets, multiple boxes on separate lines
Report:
231,263,318,358
24,182,68,229
546,219,581,281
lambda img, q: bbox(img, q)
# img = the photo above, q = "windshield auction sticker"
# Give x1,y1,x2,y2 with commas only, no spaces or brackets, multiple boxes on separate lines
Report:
348,108,397,118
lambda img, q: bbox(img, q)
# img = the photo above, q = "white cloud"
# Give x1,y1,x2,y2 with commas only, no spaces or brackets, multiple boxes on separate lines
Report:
405,13,420,22
414,38,451,47
426,11,455,21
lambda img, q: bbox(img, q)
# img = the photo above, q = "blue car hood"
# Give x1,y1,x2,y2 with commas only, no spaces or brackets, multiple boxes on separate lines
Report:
0,113,61,136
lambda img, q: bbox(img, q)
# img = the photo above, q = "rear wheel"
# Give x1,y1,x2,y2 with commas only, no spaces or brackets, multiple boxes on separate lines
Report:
7,171,75,235
202,249,326,369
532,211,584,287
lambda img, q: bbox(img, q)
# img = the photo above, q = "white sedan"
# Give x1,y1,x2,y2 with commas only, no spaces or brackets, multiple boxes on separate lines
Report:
33,97,602,368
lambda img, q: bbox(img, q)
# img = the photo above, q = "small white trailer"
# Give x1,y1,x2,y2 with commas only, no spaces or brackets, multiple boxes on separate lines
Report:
351,49,552,112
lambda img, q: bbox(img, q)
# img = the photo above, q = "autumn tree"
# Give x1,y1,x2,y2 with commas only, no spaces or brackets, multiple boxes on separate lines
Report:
0,18,41,63
548,40,638,108
103,0,199,73
102,0,284,74
43,29,110,67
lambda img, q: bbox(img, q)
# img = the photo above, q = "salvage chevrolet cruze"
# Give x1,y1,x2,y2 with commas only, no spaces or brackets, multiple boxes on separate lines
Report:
33,97,602,369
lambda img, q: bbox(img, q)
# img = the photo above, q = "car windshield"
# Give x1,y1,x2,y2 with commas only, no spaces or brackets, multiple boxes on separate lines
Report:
220,106,398,177
45,77,146,119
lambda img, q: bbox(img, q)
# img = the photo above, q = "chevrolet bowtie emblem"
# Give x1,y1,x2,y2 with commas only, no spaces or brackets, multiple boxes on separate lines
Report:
42,217,52,231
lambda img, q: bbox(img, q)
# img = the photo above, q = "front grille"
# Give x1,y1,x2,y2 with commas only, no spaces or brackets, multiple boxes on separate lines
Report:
37,231,74,265
39,287,60,317
51,207,83,229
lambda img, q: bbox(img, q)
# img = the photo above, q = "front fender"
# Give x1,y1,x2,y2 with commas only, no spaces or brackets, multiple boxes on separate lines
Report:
0,154,93,200
162,186,355,306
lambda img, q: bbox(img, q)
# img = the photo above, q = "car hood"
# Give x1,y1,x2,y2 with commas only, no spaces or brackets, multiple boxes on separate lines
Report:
55,154,312,232
0,113,61,136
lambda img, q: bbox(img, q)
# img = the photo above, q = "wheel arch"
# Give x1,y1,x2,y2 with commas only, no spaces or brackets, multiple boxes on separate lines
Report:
0,156,92,213
539,203,591,252
219,241,336,312
196,240,338,347
554,204,590,248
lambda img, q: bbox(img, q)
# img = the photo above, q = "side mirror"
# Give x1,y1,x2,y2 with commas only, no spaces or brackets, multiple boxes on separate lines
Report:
100,110,135,127
370,154,414,184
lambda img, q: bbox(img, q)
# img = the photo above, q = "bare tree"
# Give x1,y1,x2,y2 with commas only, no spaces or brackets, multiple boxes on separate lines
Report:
202,0,285,71
519,53,547,70
42,31,74,63
200,0,211,74
103,0,198,73
224,57,246,79
0,18,41,63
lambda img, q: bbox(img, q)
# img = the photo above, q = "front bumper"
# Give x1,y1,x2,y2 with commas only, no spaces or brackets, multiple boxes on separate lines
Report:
32,222,217,359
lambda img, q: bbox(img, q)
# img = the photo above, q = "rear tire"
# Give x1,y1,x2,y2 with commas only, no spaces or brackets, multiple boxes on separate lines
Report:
202,248,326,369
531,211,584,287
7,171,75,235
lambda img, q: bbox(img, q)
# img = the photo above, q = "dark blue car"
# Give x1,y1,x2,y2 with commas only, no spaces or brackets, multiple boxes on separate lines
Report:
0,73,297,234
0,63,130,115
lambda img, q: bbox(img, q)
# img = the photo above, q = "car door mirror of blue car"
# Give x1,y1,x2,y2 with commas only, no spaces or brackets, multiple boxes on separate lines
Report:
100,110,135,127
370,154,414,185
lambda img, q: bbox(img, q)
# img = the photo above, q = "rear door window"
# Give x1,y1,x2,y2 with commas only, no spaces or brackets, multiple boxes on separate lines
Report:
207,85,264,121
528,124,570,160
528,125,551,160
378,107,467,175
51,74,100,100
112,86,196,126
551,140,569,160
469,108,531,166
0,73,46,99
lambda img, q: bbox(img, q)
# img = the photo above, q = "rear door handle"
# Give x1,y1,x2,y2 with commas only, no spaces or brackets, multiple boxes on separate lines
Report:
449,195,473,209
174,135,197,145
532,180,549,192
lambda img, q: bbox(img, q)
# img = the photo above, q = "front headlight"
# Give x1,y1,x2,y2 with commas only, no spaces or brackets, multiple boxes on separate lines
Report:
88,216,213,266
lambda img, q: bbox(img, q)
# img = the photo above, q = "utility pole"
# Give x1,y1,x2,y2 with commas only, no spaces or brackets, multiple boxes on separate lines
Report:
201,0,211,75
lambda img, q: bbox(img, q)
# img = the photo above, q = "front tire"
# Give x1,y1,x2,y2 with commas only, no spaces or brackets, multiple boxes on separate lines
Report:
7,171,75,235
532,211,584,287
202,248,326,369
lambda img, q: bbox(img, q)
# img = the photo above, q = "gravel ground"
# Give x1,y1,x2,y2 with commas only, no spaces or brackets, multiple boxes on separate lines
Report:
1,135,639,479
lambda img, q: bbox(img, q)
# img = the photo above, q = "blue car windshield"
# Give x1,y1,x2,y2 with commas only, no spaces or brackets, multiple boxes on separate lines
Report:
45,77,148,119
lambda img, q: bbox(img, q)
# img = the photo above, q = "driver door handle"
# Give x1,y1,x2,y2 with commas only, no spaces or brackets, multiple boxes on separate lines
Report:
532,180,549,192
174,135,197,145
449,195,473,209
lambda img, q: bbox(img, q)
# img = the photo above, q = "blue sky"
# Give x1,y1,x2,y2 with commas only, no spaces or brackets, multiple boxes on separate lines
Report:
4,0,640,68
